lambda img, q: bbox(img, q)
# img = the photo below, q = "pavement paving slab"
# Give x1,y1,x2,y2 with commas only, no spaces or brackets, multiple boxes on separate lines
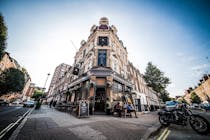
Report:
11,105,160,140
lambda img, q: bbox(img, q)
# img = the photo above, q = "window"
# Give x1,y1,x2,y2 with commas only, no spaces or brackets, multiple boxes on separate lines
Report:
98,50,107,66
112,81,123,93
83,49,86,58
98,36,109,46
113,59,117,72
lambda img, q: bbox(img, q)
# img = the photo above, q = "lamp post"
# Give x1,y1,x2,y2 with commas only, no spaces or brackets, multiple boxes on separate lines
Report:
43,73,50,92
41,73,50,102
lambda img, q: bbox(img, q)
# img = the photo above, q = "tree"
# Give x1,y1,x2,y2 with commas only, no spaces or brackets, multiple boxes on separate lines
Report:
178,97,188,104
0,68,25,95
144,62,171,102
191,92,201,104
0,13,7,60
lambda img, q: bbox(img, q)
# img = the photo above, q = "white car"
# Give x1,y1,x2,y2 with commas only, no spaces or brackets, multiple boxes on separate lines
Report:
23,100,35,107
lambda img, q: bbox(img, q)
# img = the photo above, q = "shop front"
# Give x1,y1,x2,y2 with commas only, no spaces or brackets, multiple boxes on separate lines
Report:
67,67,133,115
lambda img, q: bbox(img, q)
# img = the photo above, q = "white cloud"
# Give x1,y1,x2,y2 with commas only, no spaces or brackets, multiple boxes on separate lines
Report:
191,64,209,71
187,56,197,62
176,52,184,57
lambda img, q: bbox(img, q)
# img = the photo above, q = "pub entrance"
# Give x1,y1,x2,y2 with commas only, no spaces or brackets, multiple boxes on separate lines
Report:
94,88,106,112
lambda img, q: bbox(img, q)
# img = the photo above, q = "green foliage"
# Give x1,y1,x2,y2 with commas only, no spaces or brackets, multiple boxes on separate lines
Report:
144,62,171,102
178,98,188,104
0,68,25,95
161,91,171,102
191,92,201,104
0,13,7,60
32,89,43,100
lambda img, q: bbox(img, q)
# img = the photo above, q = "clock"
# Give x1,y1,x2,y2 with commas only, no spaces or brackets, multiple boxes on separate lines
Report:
98,36,108,46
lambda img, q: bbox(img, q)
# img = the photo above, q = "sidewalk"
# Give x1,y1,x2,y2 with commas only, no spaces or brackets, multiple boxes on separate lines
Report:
10,105,160,140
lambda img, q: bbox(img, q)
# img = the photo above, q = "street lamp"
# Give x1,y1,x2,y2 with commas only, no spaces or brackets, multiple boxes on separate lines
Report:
43,73,50,93
41,73,50,101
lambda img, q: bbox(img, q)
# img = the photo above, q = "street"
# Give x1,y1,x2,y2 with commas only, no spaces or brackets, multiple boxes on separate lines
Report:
0,106,30,133
2,105,210,140
152,110,210,140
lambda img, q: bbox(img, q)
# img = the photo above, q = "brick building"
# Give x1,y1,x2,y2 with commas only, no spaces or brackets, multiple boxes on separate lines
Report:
183,74,210,104
0,52,33,101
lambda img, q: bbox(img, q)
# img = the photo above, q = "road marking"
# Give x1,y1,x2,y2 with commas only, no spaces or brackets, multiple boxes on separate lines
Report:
162,130,171,140
69,125,107,140
157,127,168,140
9,107,35,140
0,123,14,136
0,108,32,139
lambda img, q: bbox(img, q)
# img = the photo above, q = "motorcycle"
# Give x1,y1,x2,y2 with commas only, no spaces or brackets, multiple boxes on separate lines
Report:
158,103,210,135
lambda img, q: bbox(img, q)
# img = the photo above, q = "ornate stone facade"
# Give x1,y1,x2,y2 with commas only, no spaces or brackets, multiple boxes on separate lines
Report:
48,17,160,113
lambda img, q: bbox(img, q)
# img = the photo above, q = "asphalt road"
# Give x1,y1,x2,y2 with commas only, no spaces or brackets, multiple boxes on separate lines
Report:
153,110,210,140
0,106,30,132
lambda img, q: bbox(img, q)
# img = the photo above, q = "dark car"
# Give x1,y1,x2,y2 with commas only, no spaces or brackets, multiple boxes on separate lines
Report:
201,104,210,111
0,99,9,106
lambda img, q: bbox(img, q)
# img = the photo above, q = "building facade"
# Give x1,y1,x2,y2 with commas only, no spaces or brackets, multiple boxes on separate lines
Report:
47,63,71,99
183,74,210,104
48,17,160,113
0,52,33,101
0,52,17,73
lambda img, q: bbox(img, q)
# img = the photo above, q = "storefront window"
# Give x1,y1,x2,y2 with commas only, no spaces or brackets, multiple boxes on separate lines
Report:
112,81,123,101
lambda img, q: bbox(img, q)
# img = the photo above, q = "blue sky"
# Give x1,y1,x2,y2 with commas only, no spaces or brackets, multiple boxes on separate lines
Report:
0,0,209,97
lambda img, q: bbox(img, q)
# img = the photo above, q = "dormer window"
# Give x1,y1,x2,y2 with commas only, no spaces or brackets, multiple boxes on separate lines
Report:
99,25,108,30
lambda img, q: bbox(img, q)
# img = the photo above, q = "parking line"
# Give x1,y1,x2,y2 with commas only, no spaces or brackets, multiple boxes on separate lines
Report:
157,127,168,140
162,130,171,140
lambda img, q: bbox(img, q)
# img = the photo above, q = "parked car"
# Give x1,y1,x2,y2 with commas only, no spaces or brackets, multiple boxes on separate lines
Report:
11,100,22,106
165,101,179,111
189,103,199,109
200,103,210,111
0,99,9,106
23,100,35,107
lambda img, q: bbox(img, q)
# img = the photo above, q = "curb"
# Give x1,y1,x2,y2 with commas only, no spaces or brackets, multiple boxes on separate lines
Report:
8,107,35,140
141,123,162,140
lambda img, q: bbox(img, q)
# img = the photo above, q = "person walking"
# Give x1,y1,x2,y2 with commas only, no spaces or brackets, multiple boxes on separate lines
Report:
53,100,57,107
49,100,53,108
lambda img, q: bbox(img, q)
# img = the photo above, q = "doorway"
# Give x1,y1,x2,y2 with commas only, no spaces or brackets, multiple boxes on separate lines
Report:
135,99,141,112
95,88,106,112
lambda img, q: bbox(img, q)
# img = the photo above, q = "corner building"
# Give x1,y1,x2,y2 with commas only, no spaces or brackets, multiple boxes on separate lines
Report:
52,17,160,113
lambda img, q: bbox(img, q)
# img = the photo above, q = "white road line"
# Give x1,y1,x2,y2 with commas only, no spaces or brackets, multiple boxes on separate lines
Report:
69,125,107,140
0,108,32,139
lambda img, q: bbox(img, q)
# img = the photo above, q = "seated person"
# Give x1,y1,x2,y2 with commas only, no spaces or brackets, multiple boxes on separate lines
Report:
115,102,122,117
126,103,134,113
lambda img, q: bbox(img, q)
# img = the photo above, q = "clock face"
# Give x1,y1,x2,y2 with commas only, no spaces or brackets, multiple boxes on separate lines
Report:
98,36,108,46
